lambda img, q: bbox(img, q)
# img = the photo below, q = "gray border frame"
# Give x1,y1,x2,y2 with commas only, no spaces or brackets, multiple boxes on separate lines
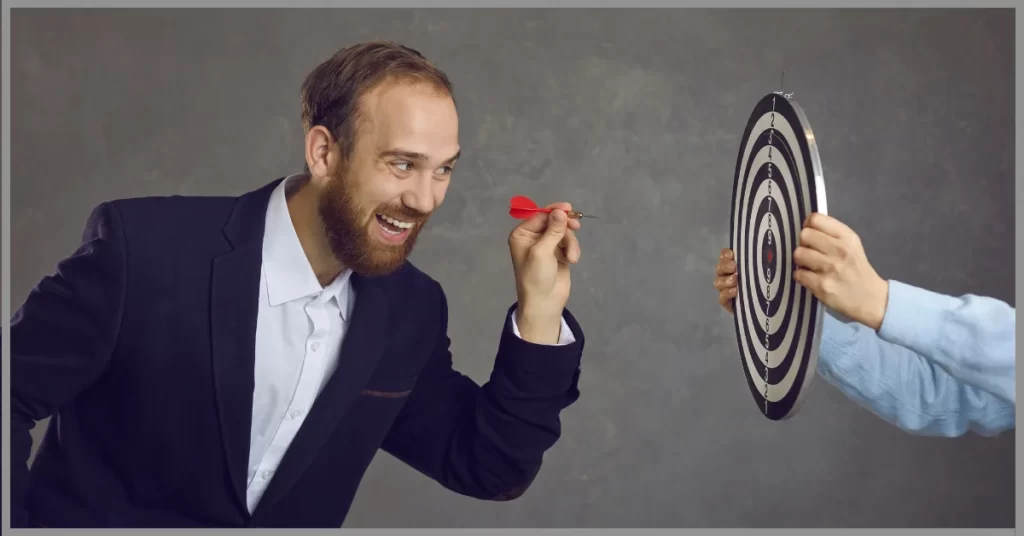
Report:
2,2,1019,534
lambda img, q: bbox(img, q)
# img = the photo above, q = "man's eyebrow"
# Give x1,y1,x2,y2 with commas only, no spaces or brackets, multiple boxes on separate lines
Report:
379,148,462,165
379,149,430,161
443,149,461,165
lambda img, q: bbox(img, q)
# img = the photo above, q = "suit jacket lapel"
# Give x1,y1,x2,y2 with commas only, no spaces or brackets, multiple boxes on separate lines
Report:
251,272,391,520
210,179,281,514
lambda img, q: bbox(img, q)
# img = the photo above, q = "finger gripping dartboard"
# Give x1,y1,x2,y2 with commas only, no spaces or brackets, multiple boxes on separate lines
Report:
729,91,828,420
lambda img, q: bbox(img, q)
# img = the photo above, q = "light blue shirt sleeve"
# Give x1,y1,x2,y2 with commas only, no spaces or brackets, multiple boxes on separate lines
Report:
876,279,1015,404
814,280,1015,437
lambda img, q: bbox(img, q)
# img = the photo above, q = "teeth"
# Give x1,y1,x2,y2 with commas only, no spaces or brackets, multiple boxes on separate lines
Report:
378,214,413,229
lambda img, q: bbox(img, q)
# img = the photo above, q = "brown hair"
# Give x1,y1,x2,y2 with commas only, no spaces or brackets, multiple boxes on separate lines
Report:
300,41,454,169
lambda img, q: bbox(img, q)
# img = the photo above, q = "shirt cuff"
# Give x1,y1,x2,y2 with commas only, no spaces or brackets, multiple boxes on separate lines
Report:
509,306,576,346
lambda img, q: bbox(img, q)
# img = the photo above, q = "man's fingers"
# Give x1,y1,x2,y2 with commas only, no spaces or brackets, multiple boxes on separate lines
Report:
515,202,573,235
792,246,830,272
513,212,550,235
713,274,737,291
716,249,736,277
793,268,822,294
805,212,853,239
798,227,840,256
719,287,737,314
534,209,569,251
716,259,737,277
559,228,581,263
554,247,571,265
554,202,580,235
546,201,573,211
717,270,738,316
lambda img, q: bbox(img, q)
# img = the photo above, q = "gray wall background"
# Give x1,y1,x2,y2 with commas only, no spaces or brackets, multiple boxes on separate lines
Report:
10,8,1014,529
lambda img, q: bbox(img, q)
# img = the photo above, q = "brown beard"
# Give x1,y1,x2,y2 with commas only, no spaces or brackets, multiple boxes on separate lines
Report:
317,170,429,277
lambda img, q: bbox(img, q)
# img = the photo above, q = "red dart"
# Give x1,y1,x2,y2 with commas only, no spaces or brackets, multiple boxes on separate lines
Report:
509,195,598,220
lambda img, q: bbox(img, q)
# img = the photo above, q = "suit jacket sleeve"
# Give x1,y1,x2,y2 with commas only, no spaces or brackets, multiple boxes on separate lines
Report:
380,281,584,501
9,202,128,527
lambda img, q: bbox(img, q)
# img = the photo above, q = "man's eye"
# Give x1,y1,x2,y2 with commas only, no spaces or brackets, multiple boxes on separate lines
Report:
439,166,453,175
393,162,412,172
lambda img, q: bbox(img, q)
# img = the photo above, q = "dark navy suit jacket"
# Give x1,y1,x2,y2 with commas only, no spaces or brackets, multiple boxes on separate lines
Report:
10,179,585,528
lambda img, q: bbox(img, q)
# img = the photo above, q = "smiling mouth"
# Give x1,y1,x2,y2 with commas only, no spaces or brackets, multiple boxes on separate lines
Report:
375,213,415,235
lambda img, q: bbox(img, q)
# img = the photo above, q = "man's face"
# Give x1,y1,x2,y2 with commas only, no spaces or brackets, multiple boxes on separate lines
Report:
318,79,459,276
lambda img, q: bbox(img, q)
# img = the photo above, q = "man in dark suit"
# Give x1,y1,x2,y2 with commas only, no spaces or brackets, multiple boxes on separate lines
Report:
11,41,587,528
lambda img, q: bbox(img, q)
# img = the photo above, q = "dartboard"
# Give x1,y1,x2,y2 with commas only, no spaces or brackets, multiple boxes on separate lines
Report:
729,91,828,420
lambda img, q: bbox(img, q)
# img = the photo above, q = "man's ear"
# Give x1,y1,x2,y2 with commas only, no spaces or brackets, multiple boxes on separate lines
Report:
305,126,336,178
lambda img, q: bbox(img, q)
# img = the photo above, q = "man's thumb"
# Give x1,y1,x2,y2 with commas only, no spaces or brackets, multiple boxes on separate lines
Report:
537,210,568,247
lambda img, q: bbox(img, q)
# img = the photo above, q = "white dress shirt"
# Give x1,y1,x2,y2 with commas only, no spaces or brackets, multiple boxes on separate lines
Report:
245,174,575,512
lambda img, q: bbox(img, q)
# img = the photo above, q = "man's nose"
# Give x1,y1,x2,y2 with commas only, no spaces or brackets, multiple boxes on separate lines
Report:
401,175,435,215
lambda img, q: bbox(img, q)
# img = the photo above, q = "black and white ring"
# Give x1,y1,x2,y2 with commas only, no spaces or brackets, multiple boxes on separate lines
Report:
728,92,828,420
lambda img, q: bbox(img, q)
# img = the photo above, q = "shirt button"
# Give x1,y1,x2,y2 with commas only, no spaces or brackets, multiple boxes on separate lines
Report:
311,342,320,352
289,410,302,419
262,470,273,479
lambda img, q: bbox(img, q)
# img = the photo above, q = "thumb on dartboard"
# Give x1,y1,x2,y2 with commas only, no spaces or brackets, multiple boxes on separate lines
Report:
714,248,739,314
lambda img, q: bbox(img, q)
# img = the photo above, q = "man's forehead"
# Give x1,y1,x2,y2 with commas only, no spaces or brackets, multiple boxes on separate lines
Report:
359,81,459,161
361,80,455,120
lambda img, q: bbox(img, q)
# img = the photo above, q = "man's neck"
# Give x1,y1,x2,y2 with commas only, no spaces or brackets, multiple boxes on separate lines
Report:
286,179,347,287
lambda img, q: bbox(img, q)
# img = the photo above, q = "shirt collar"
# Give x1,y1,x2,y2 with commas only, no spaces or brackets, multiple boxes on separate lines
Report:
261,174,353,319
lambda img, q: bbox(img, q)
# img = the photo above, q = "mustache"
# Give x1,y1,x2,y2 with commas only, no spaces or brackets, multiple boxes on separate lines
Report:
374,204,431,224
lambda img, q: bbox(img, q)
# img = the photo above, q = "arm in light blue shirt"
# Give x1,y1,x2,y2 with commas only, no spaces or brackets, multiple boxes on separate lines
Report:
815,280,1015,437
877,280,1015,404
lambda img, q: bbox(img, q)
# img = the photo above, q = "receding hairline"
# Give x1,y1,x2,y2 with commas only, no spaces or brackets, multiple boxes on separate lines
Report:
306,73,455,141
343,75,457,150
362,73,454,106
304,67,454,128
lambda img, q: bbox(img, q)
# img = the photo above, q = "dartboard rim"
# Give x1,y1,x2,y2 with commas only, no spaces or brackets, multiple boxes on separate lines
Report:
728,92,828,421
